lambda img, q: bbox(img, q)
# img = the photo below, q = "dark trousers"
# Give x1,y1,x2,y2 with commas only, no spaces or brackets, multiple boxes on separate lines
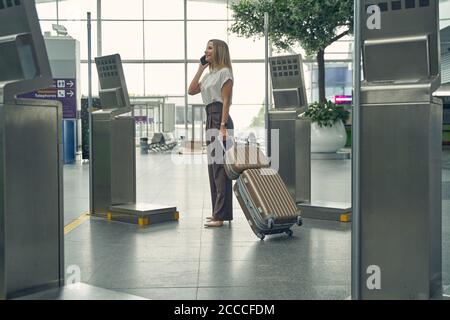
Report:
206,102,234,221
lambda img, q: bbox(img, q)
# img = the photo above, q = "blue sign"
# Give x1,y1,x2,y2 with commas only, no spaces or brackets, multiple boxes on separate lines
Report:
18,78,77,119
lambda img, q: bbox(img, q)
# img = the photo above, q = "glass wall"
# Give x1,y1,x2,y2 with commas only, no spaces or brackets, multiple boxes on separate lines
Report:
35,0,355,140
36,0,449,139
440,0,450,29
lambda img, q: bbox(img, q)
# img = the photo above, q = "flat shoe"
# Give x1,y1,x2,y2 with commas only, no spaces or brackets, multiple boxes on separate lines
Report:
204,221,224,228
206,217,233,222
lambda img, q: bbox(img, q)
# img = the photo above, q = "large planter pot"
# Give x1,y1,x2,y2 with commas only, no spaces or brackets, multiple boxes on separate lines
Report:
311,120,347,153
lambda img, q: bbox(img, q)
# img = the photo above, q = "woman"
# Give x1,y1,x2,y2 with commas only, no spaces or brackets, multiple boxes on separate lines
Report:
188,39,234,228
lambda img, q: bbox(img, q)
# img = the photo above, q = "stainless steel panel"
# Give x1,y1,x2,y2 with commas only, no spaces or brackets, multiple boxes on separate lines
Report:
18,283,147,300
1,101,63,299
91,114,136,214
91,117,112,215
364,35,430,82
99,88,126,109
295,117,311,203
111,203,176,214
428,99,443,297
268,109,297,121
95,54,130,109
111,117,135,205
362,0,440,84
361,82,433,104
91,107,132,121
269,112,311,203
269,54,306,89
356,0,443,300
0,0,63,299
0,0,52,102
299,201,352,221
269,54,308,109
359,101,442,299
272,89,305,110
0,34,39,82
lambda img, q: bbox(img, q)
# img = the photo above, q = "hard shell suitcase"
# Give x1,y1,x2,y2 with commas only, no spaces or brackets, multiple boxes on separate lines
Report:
224,143,270,180
234,168,302,240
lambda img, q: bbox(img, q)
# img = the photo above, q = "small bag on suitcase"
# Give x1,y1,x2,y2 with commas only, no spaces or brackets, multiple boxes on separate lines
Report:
234,168,302,240
224,143,270,180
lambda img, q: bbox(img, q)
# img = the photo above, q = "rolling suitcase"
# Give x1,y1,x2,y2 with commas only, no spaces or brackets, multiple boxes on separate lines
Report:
234,168,303,240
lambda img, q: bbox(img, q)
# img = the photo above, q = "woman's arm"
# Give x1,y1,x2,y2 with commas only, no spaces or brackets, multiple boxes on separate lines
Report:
220,79,233,137
188,64,208,95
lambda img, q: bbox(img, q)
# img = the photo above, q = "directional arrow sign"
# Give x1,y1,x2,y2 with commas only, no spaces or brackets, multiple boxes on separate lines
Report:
18,78,77,119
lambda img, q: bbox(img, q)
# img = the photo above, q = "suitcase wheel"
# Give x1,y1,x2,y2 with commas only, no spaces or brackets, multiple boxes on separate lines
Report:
285,229,293,237
267,218,274,229
257,233,265,240
297,216,303,227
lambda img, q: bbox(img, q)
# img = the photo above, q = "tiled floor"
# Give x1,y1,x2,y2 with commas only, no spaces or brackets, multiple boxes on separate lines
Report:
62,149,449,300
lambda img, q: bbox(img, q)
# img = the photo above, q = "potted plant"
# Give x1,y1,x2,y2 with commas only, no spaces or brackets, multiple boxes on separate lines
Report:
302,101,350,153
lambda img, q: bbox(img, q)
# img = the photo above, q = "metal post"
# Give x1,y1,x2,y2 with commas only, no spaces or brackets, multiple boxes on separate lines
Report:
351,0,362,300
184,0,188,138
269,40,273,110
97,0,102,57
142,0,146,96
56,0,59,25
264,12,270,156
87,12,93,214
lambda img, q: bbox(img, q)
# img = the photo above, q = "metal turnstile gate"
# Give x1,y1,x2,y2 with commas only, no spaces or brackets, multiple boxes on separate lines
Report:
91,55,178,226
354,0,442,299
268,54,352,221
268,54,310,203
0,1,64,299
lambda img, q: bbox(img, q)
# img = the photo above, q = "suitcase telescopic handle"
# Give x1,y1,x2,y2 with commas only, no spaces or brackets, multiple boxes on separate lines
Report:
218,137,235,152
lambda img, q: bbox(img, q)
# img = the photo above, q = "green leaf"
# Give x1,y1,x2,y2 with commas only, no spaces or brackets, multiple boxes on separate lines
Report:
303,100,350,126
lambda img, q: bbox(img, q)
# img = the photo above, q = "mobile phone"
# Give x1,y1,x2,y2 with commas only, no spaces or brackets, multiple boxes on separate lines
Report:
200,55,208,66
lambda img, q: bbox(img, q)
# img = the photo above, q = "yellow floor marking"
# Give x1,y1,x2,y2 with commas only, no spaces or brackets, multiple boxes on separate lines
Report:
64,212,90,235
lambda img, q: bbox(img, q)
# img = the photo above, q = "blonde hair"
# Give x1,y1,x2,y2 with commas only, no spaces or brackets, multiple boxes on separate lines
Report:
208,39,233,74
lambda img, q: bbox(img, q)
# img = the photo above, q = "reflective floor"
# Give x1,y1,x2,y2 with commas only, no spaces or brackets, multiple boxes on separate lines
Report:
63,149,449,300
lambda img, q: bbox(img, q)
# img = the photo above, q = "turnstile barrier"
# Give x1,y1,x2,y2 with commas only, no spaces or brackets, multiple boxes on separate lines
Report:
356,0,442,299
0,0,64,299
90,54,177,225
268,54,311,204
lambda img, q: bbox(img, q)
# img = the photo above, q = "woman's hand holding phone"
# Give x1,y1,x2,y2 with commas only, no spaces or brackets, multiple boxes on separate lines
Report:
199,55,209,71
200,55,208,66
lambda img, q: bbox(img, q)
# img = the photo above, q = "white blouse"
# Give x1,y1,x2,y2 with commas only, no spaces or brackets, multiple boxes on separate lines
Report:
200,67,233,105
